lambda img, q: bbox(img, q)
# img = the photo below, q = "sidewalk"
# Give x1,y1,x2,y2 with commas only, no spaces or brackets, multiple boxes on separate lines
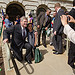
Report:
2,38,74,75
14,44,73,75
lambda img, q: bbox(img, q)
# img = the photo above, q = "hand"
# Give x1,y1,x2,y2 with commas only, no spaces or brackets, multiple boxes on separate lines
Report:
34,31,37,35
45,27,48,30
14,21,17,25
37,25,40,28
60,15,68,26
54,31,56,35
67,15,75,23
34,43,36,46
3,39,8,43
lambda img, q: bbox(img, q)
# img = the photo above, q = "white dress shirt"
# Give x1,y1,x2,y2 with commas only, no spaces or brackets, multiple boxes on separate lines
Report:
64,24,75,44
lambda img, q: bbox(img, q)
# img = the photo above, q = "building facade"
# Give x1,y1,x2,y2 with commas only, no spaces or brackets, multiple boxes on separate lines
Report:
0,0,73,26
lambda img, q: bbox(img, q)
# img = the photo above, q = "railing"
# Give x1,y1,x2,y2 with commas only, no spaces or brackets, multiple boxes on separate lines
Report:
64,36,70,56
0,24,11,71
4,42,11,71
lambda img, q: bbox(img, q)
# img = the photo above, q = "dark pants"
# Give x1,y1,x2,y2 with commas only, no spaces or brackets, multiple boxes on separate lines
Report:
53,34,63,53
12,42,32,61
38,29,46,46
68,42,75,69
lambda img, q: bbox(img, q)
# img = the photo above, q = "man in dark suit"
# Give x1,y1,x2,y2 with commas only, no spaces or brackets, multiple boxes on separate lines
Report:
37,8,51,47
53,3,65,55
3,16,32,64
68,0,75,73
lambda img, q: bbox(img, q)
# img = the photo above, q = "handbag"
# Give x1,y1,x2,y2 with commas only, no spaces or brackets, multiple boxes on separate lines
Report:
46,28,50,37
35,48,42,63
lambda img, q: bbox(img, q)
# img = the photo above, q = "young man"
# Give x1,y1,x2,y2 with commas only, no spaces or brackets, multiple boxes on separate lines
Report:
53,3,65,55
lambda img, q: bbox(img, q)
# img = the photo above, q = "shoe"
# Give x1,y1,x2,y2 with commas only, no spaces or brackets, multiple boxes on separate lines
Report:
43,45,47,48
53,51,62,55
27,60,32,64
25,59,32,64
52,49,57,51
64,45,66,49
50,42,53,46
31,58,34,61
36,44,40,47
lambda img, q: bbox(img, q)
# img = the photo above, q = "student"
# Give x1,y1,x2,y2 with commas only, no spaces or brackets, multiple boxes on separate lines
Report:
27,23,37,54
61,15,75,44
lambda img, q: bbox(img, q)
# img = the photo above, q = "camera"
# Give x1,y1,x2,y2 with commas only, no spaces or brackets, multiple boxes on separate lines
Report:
67,16,70,23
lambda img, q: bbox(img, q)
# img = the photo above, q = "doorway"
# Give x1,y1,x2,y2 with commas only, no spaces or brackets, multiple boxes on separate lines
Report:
6,3,25,22
36,4,48,16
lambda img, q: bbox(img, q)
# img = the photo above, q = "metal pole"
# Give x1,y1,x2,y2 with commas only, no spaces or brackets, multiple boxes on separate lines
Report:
4,43,11,71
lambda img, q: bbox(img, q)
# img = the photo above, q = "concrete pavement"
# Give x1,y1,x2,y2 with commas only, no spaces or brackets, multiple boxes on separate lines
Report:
2,37,74,75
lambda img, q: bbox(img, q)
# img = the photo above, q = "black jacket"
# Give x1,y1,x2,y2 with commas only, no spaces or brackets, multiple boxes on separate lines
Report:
37,12,51,30
3,24,28,50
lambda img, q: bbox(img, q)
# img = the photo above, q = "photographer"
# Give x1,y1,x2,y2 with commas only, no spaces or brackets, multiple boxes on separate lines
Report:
61,15,75,75
61,15,75,44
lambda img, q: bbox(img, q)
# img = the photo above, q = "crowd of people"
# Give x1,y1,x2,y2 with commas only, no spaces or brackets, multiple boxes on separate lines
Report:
3,0,75,74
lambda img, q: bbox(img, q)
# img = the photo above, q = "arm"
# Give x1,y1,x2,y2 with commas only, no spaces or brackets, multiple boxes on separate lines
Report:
64,25,75,44
55,11,65,33
3,25,15,43
61,15,75,44
45,16,52,30
37,12,43,25
47,16,52,28
34,31,37,46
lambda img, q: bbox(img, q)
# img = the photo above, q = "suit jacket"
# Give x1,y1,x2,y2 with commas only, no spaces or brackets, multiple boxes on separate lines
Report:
68,8,75,30
53,9,65,34
3,24,28,50
37,12,51,30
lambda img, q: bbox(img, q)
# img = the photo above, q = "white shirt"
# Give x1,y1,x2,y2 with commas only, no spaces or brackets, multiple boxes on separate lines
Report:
57,8,61,13
21,26,27,37
64,24,75,44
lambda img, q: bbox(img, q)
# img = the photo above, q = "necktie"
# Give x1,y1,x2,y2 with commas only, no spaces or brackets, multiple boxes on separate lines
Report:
23,28,25,39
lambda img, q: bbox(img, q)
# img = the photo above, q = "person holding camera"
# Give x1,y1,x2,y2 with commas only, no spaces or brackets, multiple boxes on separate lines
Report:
61,14,75,75
66,0,75,74
61,15,75,43
61,0,75,74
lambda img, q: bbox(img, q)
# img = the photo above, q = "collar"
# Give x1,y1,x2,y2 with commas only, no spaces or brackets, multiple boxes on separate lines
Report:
21,26,23,30
21,26,26,30
57,8,61,13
